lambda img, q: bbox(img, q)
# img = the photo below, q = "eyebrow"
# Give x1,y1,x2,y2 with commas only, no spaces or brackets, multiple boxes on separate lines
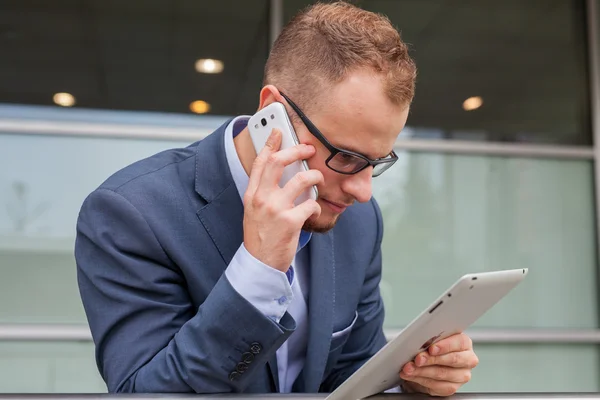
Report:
338,143,369,156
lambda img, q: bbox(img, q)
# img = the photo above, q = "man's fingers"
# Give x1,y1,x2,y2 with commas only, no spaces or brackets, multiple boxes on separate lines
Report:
281,169,323,204
428,333,472,356
400,365,472,384
285,199,321,226
415,350,479,369
400,334,477,397
246,129,282,197
265,127,283,150
400,375,461,397
259,144,316,189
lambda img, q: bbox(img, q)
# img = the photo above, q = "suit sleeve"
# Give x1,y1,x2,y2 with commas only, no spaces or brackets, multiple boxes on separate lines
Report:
75,188,294,393
319,198,388,392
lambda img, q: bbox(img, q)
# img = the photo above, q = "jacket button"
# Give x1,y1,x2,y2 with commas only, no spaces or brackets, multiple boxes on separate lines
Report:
250,342,262,354
236,362,249,373
229,371,240,381
242,352,254,364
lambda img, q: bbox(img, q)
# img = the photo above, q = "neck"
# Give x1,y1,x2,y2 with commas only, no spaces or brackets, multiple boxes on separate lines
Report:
233,126,256,176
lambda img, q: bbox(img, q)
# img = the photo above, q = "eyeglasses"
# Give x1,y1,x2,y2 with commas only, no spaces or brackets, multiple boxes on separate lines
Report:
280,92,398,177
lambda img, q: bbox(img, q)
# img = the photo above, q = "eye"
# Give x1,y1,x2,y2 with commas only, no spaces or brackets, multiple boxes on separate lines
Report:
338,153,355,161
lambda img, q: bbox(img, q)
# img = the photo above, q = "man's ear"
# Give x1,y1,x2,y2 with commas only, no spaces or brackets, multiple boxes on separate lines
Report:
257,85,282,110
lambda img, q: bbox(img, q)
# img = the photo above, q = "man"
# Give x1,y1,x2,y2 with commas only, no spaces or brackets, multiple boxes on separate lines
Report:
75,1,478,396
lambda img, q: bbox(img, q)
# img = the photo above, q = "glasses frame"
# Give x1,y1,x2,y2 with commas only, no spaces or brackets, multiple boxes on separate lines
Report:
280,91,398,177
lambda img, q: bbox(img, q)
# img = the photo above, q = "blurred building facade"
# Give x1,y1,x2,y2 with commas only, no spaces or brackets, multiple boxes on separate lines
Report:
0,0,599,393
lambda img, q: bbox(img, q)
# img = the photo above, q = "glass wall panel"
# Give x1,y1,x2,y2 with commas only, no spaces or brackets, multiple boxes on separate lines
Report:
0,342,105,393
372,152,598,329
463,344,600,392
284,0,591,145
0,130,193,323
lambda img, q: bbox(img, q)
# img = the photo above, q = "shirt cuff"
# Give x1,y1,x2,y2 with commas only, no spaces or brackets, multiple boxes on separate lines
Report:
225,243,293,323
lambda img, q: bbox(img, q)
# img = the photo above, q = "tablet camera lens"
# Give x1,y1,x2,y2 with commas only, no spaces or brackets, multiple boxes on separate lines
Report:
261,118,267,127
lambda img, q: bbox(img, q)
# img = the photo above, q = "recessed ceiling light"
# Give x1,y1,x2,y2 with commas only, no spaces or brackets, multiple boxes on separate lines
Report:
190,100,211,114
195,58,224,74
463,96,483,111
53,92,75,107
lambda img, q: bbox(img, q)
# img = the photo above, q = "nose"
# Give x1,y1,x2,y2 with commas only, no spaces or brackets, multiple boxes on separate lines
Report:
341,167,373,203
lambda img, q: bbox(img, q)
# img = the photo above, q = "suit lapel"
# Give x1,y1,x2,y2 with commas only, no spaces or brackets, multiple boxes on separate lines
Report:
194,122,280,389
196,184,244,266
301,231,335,392
194,122,245,266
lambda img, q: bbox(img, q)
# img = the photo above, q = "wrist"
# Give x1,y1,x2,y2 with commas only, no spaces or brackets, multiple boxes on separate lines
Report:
243,243,290,272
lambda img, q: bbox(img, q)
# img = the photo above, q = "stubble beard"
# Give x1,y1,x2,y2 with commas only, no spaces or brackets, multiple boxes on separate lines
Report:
302,214,340,233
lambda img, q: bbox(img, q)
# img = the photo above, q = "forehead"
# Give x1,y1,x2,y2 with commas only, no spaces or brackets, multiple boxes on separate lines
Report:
309,70,409,158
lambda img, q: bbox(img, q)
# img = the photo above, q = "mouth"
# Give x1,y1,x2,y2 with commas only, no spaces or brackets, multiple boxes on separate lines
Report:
321,198,351,214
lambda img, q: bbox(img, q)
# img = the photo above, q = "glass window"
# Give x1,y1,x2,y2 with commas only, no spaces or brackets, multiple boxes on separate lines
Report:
0,124,201,323
0,1,269,116
463,344,600,392
372,151,598,329
284,0,591,145
0,342,105,393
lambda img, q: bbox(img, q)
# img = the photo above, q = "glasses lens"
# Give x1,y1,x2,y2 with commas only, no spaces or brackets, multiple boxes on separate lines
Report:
328,152,369,174
372,160,395,177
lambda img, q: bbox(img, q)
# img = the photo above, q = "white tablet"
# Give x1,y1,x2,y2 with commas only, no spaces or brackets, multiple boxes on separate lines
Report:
325,268,529,400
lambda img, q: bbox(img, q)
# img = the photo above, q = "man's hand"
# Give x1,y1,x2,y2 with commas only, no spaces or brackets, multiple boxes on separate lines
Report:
399,333,479,397
243,128,323,271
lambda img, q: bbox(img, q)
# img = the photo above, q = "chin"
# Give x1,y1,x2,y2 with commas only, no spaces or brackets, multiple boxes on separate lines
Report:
302,214,340,233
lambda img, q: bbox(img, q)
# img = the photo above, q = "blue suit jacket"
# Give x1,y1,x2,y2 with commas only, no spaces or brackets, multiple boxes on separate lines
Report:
75,120,387,393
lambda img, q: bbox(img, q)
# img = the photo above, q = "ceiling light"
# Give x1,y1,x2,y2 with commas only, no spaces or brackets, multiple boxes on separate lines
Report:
53,92,75,107
195,58,224,74
463,96,483,111
190,100,211,114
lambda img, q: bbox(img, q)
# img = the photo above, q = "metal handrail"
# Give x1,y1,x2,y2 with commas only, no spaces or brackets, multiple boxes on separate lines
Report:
1,324,599,344
0,116,594,159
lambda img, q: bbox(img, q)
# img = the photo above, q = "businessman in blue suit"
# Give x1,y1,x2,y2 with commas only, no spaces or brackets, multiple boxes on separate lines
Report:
75,1,478,396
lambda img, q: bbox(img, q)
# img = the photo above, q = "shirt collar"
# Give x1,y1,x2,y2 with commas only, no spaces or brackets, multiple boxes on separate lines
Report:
223,116,312,251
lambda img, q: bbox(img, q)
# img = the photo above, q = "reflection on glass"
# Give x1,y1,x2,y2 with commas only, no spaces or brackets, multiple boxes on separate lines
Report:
5,181,51,235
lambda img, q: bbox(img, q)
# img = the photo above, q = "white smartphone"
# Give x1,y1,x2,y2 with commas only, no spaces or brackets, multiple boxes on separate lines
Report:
248,101,318,206
325,268,529,400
